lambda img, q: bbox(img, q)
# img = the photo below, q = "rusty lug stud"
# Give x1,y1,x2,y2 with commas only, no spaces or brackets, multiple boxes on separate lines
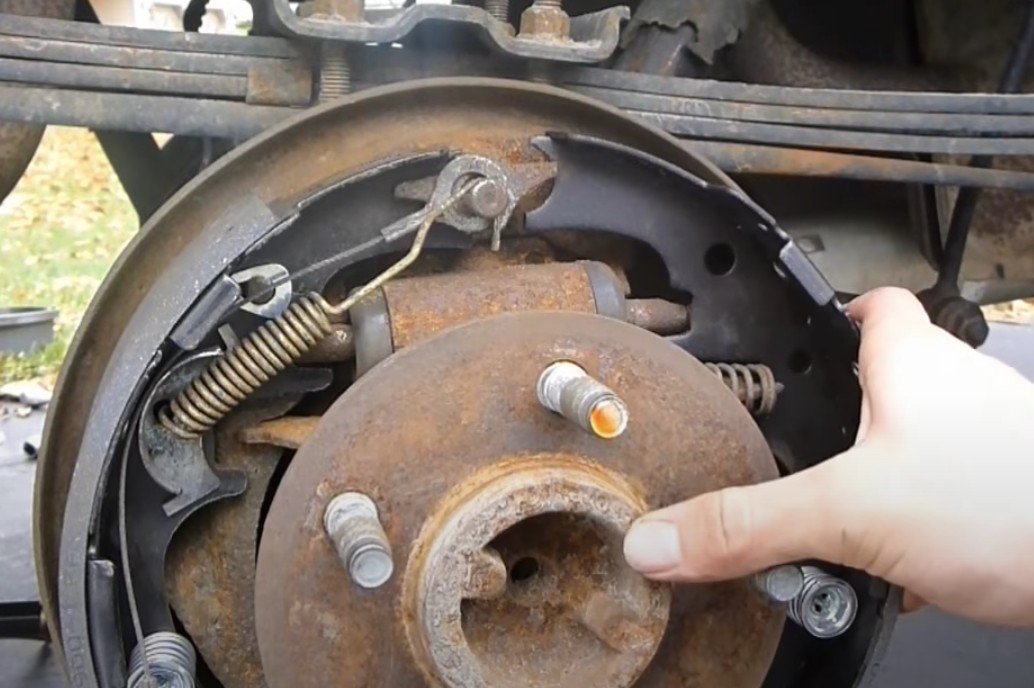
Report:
786,566,858,639
323,492,394,589
536,361,629,439
753,564,805,604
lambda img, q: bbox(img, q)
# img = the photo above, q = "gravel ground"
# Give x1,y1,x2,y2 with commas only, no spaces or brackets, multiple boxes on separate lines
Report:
0,126,1030,385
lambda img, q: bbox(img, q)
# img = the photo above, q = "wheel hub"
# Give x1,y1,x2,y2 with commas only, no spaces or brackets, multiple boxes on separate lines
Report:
254,311,783,688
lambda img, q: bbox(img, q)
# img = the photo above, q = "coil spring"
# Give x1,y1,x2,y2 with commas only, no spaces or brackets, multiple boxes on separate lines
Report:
159,295,334,439
127,632,196,688
786,566,858,638
705,362,779,415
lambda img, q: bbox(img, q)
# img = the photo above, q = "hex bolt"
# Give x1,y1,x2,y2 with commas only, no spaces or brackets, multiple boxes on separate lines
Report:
753,564,805,604
537,361,629,439
324,492,394,589
518,0,570,39
786,566,858,638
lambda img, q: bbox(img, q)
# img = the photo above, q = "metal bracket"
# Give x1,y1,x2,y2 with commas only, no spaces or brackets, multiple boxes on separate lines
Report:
395,157,556,250
138,351,247,516
231,263,293,318
266,2,629,64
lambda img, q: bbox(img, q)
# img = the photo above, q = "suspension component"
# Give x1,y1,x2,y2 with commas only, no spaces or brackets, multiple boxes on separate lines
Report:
127,632,197,688
787,566,858,639
705,362,780,416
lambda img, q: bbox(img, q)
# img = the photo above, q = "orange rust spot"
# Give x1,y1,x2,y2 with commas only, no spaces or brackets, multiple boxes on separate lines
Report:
589,399,627,439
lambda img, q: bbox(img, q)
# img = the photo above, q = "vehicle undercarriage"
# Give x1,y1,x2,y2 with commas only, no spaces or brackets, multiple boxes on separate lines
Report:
3,0,1033,686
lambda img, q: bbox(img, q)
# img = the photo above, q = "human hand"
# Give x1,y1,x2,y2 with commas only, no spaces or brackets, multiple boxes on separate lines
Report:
623,287,1034,626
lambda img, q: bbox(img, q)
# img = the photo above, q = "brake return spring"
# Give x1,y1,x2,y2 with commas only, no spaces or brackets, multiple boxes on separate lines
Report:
159,180,475,439
705,362,780,415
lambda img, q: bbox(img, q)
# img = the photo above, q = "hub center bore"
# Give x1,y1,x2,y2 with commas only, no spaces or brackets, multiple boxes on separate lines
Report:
403,455,670,688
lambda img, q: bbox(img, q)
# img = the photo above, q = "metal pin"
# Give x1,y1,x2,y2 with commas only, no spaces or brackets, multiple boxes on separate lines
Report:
787,566,858,638
537,361,629,439
753,564,805,604
324,492,394,589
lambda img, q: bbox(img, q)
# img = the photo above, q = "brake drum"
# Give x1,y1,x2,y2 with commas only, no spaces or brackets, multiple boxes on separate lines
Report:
255,311,783,688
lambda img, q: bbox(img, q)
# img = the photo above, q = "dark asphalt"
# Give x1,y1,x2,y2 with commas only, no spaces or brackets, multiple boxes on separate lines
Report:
2,322,1032,687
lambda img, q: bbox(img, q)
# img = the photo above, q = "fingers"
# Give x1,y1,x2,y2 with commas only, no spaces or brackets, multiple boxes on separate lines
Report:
902,590,928,614
847,287,929,329
624,459,856,582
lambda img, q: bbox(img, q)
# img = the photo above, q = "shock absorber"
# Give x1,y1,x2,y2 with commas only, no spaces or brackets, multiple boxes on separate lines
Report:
705,362,780,415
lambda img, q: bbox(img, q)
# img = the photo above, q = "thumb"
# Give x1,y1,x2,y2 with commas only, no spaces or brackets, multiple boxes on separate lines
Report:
623,451,869,581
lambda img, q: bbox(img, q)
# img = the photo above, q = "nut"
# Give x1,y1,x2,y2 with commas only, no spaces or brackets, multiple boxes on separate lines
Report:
301,0,363,21
518,4,570,39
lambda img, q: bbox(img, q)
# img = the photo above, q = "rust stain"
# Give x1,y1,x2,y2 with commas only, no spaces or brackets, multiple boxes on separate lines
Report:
239,415,322,449
254,311,782,688
381,261,599,351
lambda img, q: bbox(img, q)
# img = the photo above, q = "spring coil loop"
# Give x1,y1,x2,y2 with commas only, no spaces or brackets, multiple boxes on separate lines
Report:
127,632,196,688
159,295,334,439
705,362,779,415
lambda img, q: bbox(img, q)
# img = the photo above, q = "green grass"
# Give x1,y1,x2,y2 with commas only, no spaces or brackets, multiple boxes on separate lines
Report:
0,127,137,384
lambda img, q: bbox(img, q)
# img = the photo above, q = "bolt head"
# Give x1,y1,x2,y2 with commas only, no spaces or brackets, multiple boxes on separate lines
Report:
518,4,570,39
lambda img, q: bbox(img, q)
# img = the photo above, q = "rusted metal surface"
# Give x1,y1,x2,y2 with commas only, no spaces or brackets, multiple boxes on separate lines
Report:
37,78,732,667
165,410,283,688
254,311,783,688
403,455,670,688
0,14,312,108
239,415,322,449
728,1,950,91
267,0,628,64
0,0,73,203
621,0,758,65
0,85,289,139
245,61,314,107
519,1,571,40
686,140,1034,191
625,298,689,334
382,262,598,350
296,324,355,363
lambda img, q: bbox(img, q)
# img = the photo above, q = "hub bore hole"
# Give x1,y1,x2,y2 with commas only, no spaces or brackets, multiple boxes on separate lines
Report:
704,243,736,276
510,557,541,583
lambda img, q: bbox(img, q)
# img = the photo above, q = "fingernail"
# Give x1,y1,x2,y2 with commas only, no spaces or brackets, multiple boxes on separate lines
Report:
623,520,682,573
